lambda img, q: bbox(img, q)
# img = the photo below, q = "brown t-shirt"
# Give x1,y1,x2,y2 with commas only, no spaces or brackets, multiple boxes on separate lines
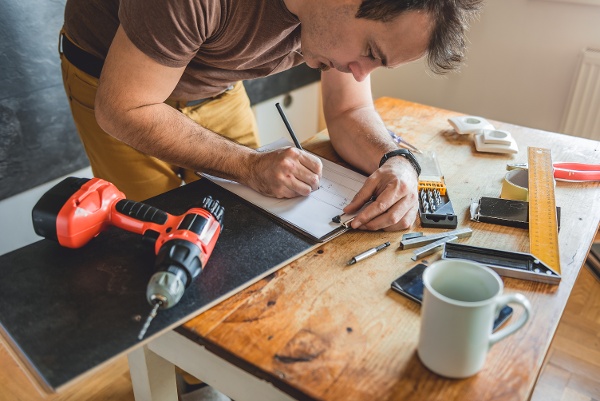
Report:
64,0,304,99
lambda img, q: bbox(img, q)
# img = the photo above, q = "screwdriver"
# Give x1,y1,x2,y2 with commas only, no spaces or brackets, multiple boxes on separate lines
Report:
347,242,391,265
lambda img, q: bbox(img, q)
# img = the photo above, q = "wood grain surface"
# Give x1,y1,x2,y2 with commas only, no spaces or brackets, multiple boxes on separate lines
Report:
179,98,600,401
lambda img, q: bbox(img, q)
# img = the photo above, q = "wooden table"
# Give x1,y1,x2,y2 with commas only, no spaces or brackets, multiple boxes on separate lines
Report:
129,98,600,401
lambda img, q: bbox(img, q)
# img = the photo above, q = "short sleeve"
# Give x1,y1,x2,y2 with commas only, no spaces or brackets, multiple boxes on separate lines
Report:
118,0,220,68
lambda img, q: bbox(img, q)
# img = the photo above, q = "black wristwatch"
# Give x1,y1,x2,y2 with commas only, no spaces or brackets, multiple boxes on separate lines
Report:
378,149,421,176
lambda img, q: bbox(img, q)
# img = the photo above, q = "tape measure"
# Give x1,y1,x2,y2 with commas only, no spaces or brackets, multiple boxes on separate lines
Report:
528,147,561,274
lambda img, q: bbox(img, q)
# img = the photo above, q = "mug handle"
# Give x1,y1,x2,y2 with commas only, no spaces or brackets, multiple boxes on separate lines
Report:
489,293,532,346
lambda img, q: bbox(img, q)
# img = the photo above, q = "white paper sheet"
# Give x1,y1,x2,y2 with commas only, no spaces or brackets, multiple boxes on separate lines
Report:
203,139,367,241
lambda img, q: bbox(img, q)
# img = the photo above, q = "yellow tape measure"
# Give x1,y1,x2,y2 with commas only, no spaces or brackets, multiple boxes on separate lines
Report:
528,147,561,274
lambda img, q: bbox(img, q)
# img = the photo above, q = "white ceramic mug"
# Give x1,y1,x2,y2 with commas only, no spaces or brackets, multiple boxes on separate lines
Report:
417,259,531,378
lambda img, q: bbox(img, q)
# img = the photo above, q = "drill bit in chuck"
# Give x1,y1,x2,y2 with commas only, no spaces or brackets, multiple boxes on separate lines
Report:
138,298,163,340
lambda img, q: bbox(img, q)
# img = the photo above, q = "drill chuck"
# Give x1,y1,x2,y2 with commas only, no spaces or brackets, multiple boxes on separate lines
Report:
147,235,209,308
146,271,185,309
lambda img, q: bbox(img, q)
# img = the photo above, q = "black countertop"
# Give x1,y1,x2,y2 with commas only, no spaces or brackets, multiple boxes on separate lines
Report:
0,178,316,390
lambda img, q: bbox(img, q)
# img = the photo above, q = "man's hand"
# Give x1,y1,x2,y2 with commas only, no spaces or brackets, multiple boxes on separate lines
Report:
245,147,323,198
344,157,419,231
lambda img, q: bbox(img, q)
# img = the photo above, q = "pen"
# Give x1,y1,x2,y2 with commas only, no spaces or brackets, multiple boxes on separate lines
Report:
387,129,422,154
332,197,376,224
347,241,391,265
276,102,303,150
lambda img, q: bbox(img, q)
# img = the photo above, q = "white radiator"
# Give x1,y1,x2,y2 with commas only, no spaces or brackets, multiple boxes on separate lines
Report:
560,48,600,140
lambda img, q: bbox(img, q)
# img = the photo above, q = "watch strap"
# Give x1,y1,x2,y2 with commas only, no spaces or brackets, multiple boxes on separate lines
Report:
379,149,421,176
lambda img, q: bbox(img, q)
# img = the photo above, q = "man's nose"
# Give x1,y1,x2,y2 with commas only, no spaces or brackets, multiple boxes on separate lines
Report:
348,61,377,82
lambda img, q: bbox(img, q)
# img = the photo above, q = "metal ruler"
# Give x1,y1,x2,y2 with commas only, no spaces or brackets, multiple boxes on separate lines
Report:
528,147,561,275
441,147,562,284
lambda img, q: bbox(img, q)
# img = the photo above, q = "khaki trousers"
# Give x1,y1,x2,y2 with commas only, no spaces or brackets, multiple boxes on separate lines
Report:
60,46,259,201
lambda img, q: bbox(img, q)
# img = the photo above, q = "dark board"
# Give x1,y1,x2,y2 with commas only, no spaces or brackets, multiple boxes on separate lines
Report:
0,0,88,201
0,0,320,201
244,65,321,105
0,178,316,390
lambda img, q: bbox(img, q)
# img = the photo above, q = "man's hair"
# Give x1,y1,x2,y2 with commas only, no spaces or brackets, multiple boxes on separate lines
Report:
356,0,483,74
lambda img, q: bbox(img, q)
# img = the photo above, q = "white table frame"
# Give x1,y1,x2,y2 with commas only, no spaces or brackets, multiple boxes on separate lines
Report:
128,330,295,401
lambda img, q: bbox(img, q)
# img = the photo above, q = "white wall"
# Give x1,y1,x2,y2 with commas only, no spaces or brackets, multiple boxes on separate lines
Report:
0,166,93,255
252,82,320,146
372,0,600,134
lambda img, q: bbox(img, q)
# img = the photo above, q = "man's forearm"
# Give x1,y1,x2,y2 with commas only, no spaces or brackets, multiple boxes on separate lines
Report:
97,101,255,183
94,25,257,185
321,71,419,231
326,106,397,174
321,70,397,174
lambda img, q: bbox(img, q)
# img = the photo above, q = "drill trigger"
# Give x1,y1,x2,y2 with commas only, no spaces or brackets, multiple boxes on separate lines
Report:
141,229,161,247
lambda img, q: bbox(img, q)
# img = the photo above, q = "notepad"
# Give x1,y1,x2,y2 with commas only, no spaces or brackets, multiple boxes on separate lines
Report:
202,139,367,242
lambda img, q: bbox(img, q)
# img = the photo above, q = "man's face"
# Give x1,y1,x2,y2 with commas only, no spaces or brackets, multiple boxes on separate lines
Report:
298,2,433,82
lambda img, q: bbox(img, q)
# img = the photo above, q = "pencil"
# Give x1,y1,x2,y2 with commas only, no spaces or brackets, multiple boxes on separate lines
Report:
275,102,303,150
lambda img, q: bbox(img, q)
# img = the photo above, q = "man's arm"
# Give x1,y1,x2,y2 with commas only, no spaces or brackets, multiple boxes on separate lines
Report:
321,69,419,231
95,26,322,198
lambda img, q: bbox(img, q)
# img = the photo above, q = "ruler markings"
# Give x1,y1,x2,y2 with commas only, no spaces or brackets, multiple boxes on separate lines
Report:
528,147,561,274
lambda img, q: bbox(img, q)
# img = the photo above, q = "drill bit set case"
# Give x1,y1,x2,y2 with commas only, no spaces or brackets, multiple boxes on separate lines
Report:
415,152,458,229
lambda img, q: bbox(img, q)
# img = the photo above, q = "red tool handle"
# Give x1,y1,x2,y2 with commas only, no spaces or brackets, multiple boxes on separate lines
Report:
56,178,177,248
41,177,222,264
553,163,600,182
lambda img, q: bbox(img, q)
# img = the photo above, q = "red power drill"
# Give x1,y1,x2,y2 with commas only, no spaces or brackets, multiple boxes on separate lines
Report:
32,177,224,339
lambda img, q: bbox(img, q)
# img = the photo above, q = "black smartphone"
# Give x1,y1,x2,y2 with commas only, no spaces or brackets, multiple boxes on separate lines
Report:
391,263,513,332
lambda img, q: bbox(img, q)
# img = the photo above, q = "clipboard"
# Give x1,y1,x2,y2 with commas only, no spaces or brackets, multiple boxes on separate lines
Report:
202,139,367,242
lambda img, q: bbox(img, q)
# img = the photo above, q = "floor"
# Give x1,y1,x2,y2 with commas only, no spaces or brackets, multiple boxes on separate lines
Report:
530,243,600,401
1,245,599,401
0,348,134,401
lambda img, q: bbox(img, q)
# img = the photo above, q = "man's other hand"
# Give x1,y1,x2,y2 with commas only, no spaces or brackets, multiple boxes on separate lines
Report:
343,157,419,231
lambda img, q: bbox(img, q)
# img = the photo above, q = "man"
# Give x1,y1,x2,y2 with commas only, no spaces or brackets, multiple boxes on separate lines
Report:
60,0,482,232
